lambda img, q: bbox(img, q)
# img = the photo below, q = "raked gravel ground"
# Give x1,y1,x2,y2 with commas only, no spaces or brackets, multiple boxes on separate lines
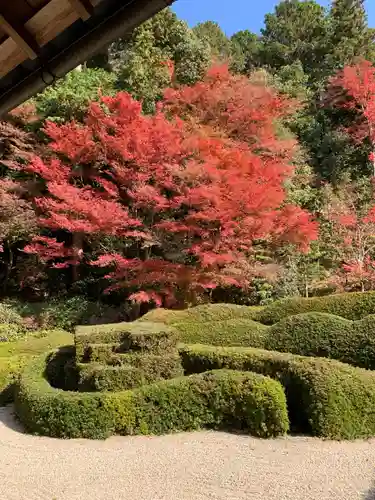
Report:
1,405,375,500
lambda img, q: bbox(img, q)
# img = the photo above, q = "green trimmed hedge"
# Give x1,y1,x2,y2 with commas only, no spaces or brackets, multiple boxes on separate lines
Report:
257,291,375,325
77,353,183,391
15,352,288,439
174,318,268,347
180,344,375,439
139,304,262,325
266,313,375,369
0,330,73,405
75,322,177,361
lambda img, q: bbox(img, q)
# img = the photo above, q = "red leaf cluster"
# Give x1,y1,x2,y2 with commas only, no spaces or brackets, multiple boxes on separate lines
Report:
22,65,317,305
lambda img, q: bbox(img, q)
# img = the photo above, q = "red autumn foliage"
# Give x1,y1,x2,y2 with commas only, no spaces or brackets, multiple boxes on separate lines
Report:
323,181,375,292
329,60,375,169
22,65,317,306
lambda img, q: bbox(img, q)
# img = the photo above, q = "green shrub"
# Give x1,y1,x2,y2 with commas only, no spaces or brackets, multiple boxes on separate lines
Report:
0,303,24,326
77,353,184,391
179,344,375,439
8,298,135,331
75,322,177,361
15,353,288,439
0,323,26,342
34,68,116,122
0,330,73,405
257,291,375,325
265,313,375,369
139,304,262,325
174,318,268,347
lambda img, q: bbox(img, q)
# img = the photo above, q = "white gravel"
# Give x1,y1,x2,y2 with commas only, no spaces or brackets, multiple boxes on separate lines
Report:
1,405,375,500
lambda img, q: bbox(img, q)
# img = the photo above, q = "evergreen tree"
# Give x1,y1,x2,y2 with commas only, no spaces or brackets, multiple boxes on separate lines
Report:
260,0,329,80
193,21,232,60
326,0,375,74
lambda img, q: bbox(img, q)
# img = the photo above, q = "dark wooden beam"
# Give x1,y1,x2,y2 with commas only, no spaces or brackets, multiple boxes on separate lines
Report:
68,0,94,21
0,12,39,59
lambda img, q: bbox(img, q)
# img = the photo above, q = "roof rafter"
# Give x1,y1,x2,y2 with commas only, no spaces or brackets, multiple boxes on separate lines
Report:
68,0,94,21
0,11,40,59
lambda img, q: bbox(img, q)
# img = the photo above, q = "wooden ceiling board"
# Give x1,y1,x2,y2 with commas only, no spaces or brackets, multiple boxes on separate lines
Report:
0,0,90,77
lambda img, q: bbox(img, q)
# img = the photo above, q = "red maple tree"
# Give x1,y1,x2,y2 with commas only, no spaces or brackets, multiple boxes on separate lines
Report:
22,65,317,306
323,180,375,292
329,60,375,174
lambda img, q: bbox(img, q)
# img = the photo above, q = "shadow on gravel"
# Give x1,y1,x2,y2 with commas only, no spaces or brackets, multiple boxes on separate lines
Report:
364,483,375,499
0,405,25,434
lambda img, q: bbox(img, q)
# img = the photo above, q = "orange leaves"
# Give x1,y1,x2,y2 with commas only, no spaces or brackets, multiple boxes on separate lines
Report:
21,64,317,305
329,60,375,152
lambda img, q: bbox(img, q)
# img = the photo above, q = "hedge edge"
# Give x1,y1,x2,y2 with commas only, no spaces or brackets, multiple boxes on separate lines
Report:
179,344,375,440
14,351,289,439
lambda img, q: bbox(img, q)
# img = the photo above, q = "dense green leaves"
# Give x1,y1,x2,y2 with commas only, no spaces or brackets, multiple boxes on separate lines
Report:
180,344,375,439
15,352,288,439
34,68,116,122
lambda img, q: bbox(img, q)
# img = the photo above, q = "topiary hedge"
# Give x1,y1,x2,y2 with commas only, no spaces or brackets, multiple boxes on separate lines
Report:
77,353,184,391
139,304,262,325
0,330,73,405
14,352,289,439
75,322,177,361
179,344,375,439
174,318,268,347
257,291,375,325
265,313,375,369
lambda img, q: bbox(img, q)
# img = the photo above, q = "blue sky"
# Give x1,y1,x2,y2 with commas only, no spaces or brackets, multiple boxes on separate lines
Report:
173,0,374,36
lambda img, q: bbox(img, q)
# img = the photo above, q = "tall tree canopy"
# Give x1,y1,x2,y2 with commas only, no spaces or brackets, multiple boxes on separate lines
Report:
22,66,317,306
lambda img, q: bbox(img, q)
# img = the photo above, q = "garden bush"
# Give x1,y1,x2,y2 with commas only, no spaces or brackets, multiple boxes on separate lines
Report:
7,298,134,332
257,291,375,325
139,304,262,325
0,330,73,405
75,322,177,361
266,313,375,369
15,352,289,439
179,344,375,439
0,303,24,326
0,323,26,342
174,318,268,347
77,353,183,391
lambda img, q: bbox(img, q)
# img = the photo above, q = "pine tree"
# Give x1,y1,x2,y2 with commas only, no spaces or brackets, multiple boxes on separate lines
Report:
326,0,375,74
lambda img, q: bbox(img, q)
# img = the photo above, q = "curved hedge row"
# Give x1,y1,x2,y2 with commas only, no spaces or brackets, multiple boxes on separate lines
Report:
139,304,262,325
0,330,73,405
15,352,288,439
257,291,375,325
173,318,268,347
266,313,375,369
180,344,375,439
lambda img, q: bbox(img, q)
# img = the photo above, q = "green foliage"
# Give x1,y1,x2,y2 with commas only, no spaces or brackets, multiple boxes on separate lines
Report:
0,330,73,405
174,319,268,347
0,302,24,326
0,323,26,342
260,0,329,80
111,8,210,112
77,352,183,391
266,312,375,369
326,0,375,74
230,30,260,73
15,352,288,439
34,68,116,122
75,321,177,361
138,304,262,325
180,344,375,439
193,21,232,60
257,291,375,324
8,297,131,332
